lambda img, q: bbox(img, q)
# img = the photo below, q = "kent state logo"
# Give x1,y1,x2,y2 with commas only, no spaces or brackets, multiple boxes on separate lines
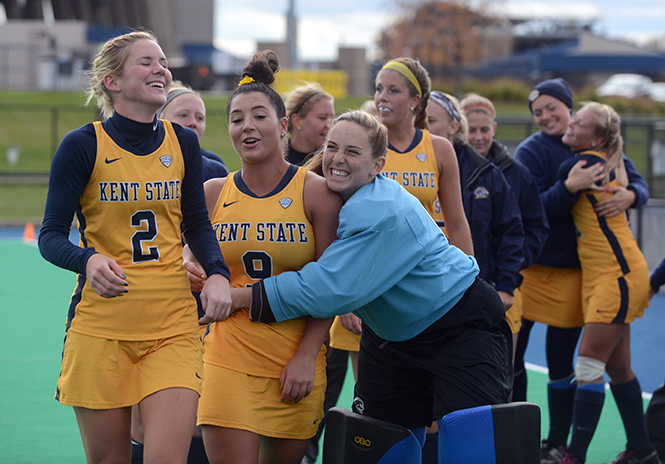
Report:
416,152,427,162
473,186,489,199
353,436,372,449
279,197,293,209
160,154,172,168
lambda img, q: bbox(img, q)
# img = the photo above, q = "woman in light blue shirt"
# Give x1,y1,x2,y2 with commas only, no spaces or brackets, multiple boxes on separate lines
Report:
229,110,512,443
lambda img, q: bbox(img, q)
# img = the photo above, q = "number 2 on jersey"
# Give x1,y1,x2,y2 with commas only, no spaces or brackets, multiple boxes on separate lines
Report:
131,210,160,263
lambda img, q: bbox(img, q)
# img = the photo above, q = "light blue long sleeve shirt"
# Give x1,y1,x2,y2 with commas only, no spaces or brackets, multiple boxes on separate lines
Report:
263,174,479,342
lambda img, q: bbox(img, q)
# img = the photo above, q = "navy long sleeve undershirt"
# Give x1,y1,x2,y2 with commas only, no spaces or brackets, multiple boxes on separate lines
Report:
39,112,229,280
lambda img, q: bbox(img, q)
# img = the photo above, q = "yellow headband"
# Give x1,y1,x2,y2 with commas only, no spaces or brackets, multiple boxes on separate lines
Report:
382,61,422,97
238,75,255,86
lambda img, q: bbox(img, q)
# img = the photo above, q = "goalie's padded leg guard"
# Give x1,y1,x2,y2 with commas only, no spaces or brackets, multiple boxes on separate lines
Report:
322,407,422,464
437,402,541,464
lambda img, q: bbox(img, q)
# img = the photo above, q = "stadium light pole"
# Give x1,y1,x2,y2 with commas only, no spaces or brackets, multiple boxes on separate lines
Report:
286,0,297,68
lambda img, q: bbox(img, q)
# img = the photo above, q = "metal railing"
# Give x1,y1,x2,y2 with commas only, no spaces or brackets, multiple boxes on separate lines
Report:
1,104,665,196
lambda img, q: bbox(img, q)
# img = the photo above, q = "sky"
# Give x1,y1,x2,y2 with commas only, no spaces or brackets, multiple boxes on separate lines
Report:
213,0,665,62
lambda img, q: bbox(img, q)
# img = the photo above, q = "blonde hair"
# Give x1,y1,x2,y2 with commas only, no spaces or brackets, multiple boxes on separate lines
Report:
441,92,468,145
359,99,378,117
85,30,159,119
581,101,627,186
155,80,204,120
460,93,496,121
285,82,334,132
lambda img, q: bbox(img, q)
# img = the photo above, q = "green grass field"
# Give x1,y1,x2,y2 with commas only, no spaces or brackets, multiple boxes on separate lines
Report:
0,89,656,223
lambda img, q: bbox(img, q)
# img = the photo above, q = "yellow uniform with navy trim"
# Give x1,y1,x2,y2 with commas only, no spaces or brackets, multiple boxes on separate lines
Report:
203,167,327,377
383,129,441,219
71,120,198,340
572,150,649,323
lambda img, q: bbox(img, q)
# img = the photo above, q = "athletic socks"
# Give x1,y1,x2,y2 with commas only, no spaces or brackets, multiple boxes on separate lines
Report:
513,368,527,402
611,378,653,454
421,432,438,464
547,375,577,447
568,382,606,462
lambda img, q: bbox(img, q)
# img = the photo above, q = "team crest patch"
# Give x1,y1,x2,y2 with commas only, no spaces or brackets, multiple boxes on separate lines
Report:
474,186,489,199
279,197,293,209
160,155,172,168
416,152,427,163
528,89,540,103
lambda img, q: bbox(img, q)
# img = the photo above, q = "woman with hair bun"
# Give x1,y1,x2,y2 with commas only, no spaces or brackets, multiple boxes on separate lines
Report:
185,50,342,464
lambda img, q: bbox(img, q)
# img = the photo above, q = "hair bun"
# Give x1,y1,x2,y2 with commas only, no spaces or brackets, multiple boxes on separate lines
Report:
242,50,280,86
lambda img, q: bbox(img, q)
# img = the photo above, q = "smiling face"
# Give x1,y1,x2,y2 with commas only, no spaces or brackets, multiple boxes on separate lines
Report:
323,120,385,201
291,97,335,152
161,93,206,141
465,111,496,157
562,106,603,152
374,69,420,129
228,91,287,164
106,39,172,121
530,94,571,137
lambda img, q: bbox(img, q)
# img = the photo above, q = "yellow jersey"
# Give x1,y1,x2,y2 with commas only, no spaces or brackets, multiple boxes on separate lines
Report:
383,129,441,219
70,120,198,340
203,165,327,377
571,150,647,286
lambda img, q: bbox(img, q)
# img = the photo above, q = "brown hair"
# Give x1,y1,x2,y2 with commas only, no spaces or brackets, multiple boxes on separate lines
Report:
226,50,286,120
380,57,431,130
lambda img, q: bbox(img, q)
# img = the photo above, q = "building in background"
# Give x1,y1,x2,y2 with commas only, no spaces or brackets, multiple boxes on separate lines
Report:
0,0,226,91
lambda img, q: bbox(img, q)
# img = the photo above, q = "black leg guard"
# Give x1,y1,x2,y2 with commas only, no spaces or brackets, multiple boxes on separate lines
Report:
322,407,422,464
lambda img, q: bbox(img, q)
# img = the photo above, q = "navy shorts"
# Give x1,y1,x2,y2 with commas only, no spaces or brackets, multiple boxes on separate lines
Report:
353,278,513,429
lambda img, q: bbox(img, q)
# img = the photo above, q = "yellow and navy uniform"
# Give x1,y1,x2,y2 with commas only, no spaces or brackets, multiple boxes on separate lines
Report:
41,114,228,409
69,121,198,340
383,128,441,219
568,151,649,323
198,165,327,438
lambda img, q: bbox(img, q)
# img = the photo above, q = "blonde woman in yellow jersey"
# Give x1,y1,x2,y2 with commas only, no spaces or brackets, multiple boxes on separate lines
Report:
552,102,657,464
375,57,473,256
38,31,231,464
184,51,342,464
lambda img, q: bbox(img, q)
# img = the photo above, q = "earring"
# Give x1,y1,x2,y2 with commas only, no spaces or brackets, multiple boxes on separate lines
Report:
592,142,596,147
297,127,302,131
449,131,454,136
409,107,414,111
